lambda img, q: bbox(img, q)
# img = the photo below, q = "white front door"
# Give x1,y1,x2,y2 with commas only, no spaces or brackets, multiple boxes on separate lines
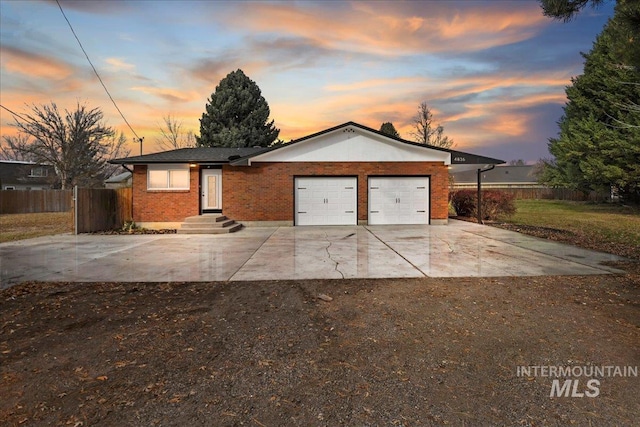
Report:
369,177,430,225
295,177,357,225
201,169,222,211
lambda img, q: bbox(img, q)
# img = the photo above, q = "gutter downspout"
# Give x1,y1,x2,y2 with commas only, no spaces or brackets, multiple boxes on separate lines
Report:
477,164,496,224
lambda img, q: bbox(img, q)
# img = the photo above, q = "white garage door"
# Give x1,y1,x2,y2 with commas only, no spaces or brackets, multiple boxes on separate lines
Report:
369,177,430,225
295,177,357,226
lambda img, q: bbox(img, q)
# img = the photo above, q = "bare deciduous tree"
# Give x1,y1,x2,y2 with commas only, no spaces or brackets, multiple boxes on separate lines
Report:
4,102,131,188
410,102,454,148
0,135,35,161
156,115,196,151
509,159,527,166
102,132,131,179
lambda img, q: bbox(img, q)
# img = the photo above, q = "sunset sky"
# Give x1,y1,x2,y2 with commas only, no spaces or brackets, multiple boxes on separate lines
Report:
0,0,614,162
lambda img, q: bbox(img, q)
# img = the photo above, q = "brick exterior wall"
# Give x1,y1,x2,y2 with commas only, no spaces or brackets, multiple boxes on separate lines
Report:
223,162,449,223
133,162,449,224
132,165,199,222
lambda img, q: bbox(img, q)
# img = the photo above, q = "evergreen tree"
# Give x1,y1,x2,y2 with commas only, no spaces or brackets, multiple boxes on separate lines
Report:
379,122,400,138
542,2,640,201
198,69,280,148
540,0,606,22
540,0,640,68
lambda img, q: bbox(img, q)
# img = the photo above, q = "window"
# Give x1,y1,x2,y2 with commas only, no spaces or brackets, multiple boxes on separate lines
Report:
147,164,190,190
29,167,48,177
4,186,15,190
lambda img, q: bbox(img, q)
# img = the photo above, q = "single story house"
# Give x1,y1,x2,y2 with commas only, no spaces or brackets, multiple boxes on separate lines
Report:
111,122,503,229
0,160,56,190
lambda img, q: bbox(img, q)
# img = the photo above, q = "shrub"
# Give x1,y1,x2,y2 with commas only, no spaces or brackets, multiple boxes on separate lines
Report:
450,189,476,217
480,190,516,220
449,190,516,220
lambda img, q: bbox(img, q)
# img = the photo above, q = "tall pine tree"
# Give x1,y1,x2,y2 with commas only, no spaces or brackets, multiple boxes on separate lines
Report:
542,1,640,201
198,69,279,148
540,0,640,70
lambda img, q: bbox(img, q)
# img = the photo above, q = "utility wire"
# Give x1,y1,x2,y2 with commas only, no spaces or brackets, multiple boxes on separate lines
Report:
55,0,142,142
0,103,29,122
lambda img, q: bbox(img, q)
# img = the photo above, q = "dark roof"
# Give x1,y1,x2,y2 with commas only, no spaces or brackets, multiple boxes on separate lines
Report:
230,121,505,166
110,147,265,164
451,165,537,184
448,149,505,166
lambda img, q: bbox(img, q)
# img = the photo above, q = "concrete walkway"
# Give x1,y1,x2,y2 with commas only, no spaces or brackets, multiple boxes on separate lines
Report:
0,220,624,288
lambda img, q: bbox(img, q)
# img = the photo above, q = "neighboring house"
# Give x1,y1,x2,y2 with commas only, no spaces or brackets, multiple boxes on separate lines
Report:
104,171,132,189
451,165,540,189
111,122,503,228
0,160,56,190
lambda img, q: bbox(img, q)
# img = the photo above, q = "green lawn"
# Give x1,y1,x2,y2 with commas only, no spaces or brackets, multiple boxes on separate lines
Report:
503,200,640,254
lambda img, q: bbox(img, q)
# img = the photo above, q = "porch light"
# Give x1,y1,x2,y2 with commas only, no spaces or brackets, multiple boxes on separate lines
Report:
189,164,197,168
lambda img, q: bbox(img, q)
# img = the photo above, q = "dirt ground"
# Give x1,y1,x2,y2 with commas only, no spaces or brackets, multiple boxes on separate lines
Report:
1,271,639,426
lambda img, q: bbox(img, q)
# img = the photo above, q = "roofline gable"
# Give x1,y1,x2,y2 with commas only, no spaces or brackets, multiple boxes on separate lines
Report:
109,121,505,166
231,121,504,166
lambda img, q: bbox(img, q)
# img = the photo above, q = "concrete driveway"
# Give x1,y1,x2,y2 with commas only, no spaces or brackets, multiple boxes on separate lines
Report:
0,220,624,288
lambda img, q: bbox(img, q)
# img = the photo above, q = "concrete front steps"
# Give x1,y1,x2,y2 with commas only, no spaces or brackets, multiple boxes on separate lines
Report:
177,215,242,234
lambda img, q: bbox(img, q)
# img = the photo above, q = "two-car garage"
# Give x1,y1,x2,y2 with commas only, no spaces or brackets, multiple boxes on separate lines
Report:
294,176,430,226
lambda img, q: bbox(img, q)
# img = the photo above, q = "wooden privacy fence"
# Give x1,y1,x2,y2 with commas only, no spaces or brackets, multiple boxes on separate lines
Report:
0,189,73,214
74,187,133,233
497,187,610,201
451,186,610,201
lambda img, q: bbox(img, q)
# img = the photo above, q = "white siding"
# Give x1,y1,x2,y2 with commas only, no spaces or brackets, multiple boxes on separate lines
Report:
250,127,450,164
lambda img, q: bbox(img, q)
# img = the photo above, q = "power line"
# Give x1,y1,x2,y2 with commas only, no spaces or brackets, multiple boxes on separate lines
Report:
55,0,142,142
0,103,29,122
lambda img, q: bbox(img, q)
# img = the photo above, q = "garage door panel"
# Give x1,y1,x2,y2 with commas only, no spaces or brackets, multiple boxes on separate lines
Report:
368,177,429,225
295,177,357,226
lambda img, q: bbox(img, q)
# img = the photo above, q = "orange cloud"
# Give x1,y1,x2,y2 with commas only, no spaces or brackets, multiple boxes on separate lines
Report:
0,46,74,80
423,72,571,108
272,82,564,145
188,58,269,86
272,68,569,141
226,2,549,55
105,57,136,71
131,86,200,103
481,113,529,137
324,76,429,92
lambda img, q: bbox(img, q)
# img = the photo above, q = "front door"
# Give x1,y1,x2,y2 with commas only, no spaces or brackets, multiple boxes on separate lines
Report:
201,169,222,212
